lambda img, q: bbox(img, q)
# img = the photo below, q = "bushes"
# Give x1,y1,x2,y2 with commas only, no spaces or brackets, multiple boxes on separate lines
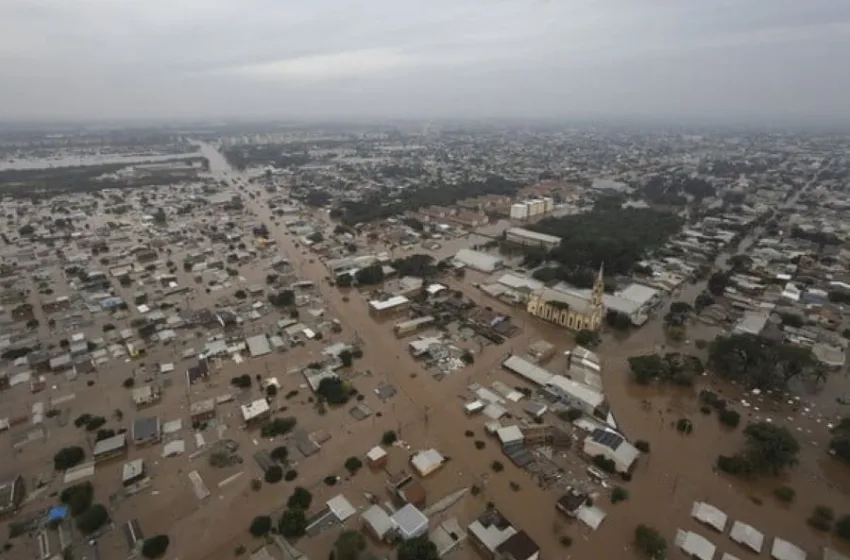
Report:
611,486,629,504
230,374,252,388
491,461,504,473
53,446,85,470
260,417,297,438
560,408,583,422
141,535,170,559
316,377,353,406
808,506,834,531
774,486,795,502
249,516,272,537
76,504,109,535
474,440,486,450
279,508,307,538
122,377,135,388
634,525,667,560
716,455,753,476
284,469,298,481
324,476,338,486
264,465,283,484
381,430,397,446
344,457,363,474
61,482,94,516
339,349,353,367
635,440,650,453
835,514,850,540
271,446,289,463
719,408,741,427
287,487,313,510
83,416,106,431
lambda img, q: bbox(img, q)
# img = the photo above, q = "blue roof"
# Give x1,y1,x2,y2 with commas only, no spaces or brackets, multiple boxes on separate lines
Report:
48,505,69,521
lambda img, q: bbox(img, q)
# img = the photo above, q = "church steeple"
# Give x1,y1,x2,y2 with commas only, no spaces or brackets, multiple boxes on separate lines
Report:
591,263,605,308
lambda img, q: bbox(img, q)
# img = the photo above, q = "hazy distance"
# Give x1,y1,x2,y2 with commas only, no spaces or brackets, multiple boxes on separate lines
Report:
1,0,849,124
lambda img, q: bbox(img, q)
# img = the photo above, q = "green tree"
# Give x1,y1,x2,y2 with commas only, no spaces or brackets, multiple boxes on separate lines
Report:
339,349,353,367
278,509,307,538
574,329,599,347
334,530,366,560
271,446,289,463
634,525,667,559
287,487,313,510
76,504,109,535
60,482,94,516
336,273,353,287
381,430,397,445
397,536,439,560
141,535,170,558
742,422,800,474
605,309,632,330
53,446,85,470
344,457,363,474
829,418,850,463
835,514,850,540
249,516,272,537
355,264,384,286
264,465,283,484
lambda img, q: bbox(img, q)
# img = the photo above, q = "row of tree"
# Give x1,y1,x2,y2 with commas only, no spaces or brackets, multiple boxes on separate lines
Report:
707,333,824,392
528,207,682,275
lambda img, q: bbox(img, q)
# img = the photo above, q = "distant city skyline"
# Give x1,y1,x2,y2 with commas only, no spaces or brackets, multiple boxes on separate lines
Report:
1,0,849,122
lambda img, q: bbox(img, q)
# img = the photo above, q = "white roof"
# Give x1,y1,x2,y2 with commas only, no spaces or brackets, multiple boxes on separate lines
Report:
241,399,270,421
506,227,562,245
369,295,409,310
246,334,271,357
326,494,356,522
366,446,387,461
771,538,806,560
576,505,607,531
675,530,716,560
391,504,429,539
453,249,502,272
502,354,555,386
411,449,444,476
616,283,660,305
362,505,394,538
496,425,524,445
545,375,606,409
729,520,764,553
93,432,127,456
122,459,144,482
720,554,742,560
691,502,728,532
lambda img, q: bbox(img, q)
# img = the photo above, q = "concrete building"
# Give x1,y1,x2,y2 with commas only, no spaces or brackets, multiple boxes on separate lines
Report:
241,399,271,426
132,416,161,446
453,249,503,273
505,228,562,250
468,509,540,560
582,429,639,473
0,475,24,518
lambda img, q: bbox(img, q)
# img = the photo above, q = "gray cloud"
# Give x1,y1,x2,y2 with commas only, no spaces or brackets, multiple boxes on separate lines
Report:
0,0,848,122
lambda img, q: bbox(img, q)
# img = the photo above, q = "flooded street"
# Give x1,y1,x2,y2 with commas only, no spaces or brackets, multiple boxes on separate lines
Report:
193,143,850,559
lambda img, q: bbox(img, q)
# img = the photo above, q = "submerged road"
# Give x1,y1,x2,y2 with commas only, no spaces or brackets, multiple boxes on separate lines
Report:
196,142,578,556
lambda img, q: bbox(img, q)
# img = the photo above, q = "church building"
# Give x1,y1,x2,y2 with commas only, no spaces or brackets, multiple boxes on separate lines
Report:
526,265,606,331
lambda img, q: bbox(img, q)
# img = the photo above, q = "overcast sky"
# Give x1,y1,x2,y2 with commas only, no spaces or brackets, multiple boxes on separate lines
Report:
1,0,848,122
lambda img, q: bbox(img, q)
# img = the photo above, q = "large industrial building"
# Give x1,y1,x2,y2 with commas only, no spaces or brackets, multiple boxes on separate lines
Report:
505,227,562,250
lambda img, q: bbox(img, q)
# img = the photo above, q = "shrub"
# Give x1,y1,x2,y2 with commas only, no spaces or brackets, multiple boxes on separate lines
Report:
560,535,573,547
773,486,795,502
719,409,741,428
279,509,307,538
234,290,247,299
61,482,94,516
250,479,262,491
464,430,475,437
474,440,486,450
76,503,109,535
271,446,289,463
700,405,712,415
122,377,135,388
635,440,650,453
53,446,85,470
141,535,170,559
611,486,629,504
260,417,297,438
716,455,752,476
287,487,312,510
74,414,92,428
565,408,583,422
808,506,834,531
835,514,850,540
344,457,363,474
634,525,667,559
381,430,397,446
84,416,106,431
677,418,694,434
249,516,272,537
470,485,481,496
264,465,283,484
285,469,298,481
324,476,338,486
491,461,504,472
230,374,252,388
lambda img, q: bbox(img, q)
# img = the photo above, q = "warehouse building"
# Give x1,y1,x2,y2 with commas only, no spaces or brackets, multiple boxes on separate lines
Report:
505,227,562,250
